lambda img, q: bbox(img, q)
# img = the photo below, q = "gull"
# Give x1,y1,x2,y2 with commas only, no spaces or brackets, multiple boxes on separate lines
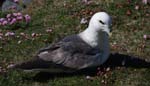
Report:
8,12,112,73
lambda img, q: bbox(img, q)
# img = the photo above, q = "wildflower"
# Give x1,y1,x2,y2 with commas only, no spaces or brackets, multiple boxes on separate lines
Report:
13,13,18,17
0,18,5,22
143,35,150,40
135,5,139,10
143,35,147,39
13,0,19,3
7,18,11,22
9,18,17,25
2,20,8,25
16,16,23,21
142,0,147,4
5,32,15,36
24,14,31,23
17,12,22,16
82,0,93,5
6,14,11,18
142,0,150,4
0,36,2,39
80,18,88,24
31,33,37,37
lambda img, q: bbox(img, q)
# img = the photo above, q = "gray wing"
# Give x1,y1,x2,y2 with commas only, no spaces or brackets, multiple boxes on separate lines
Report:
37,35,102,69
10,35,102,72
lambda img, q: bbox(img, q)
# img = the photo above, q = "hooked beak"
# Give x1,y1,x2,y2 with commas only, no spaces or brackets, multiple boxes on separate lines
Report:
102,26,112,36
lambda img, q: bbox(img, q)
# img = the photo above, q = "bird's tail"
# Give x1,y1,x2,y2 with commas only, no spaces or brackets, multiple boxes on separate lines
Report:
7,57,75,73
7,58,50,71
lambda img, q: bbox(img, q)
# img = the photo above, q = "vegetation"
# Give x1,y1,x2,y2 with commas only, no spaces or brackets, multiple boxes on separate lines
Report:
0,0,150,86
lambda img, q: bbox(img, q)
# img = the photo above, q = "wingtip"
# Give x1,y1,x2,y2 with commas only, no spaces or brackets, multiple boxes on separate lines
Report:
7,64,16,69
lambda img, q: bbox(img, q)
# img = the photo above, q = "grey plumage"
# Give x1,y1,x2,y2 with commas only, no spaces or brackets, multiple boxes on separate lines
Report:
11,35,102,72
9,12,112,73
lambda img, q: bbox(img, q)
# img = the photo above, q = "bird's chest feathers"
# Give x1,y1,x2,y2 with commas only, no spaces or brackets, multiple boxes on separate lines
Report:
88,37,100,47
87,34,105,48
79,30,108,49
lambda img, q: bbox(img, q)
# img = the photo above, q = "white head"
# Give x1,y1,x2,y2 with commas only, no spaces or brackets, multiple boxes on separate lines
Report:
88,12,112,35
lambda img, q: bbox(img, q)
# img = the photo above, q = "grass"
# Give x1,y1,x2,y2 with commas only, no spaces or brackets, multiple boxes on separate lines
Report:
0,0,150,86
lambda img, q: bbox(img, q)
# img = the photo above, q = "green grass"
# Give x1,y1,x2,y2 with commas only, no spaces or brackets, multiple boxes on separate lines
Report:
0,0,150,86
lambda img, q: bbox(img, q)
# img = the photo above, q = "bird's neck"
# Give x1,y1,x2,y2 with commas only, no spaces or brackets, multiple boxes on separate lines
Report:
79,27,110,64
79,28,104,48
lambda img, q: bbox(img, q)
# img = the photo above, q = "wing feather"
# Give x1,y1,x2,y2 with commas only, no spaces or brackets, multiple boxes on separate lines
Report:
38,35,101,69
10,35,102,71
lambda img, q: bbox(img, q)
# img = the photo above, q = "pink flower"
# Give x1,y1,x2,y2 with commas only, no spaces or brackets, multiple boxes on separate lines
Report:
9,18,17,25
80,18,88,24
16,16,23,21
2,20,8,25
17,12,22,16
0,18,5,22
31,33,37,37
0,33,3,36
0,36,2,39
142,0,150,4
143,34,150,40
135,5,139,10
13,0,19,3
142,0,147,4
5,32,15,36
82,0,93,5
6,14,11,18
13,13,18,17
24,14,31,23
143,35,147,39
7,18,12,22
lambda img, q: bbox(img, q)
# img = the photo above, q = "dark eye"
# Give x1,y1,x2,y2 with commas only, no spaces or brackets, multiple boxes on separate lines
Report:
99,20,105,25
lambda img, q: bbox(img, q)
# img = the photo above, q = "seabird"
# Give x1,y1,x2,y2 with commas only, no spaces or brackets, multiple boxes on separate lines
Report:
8,12,112,73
